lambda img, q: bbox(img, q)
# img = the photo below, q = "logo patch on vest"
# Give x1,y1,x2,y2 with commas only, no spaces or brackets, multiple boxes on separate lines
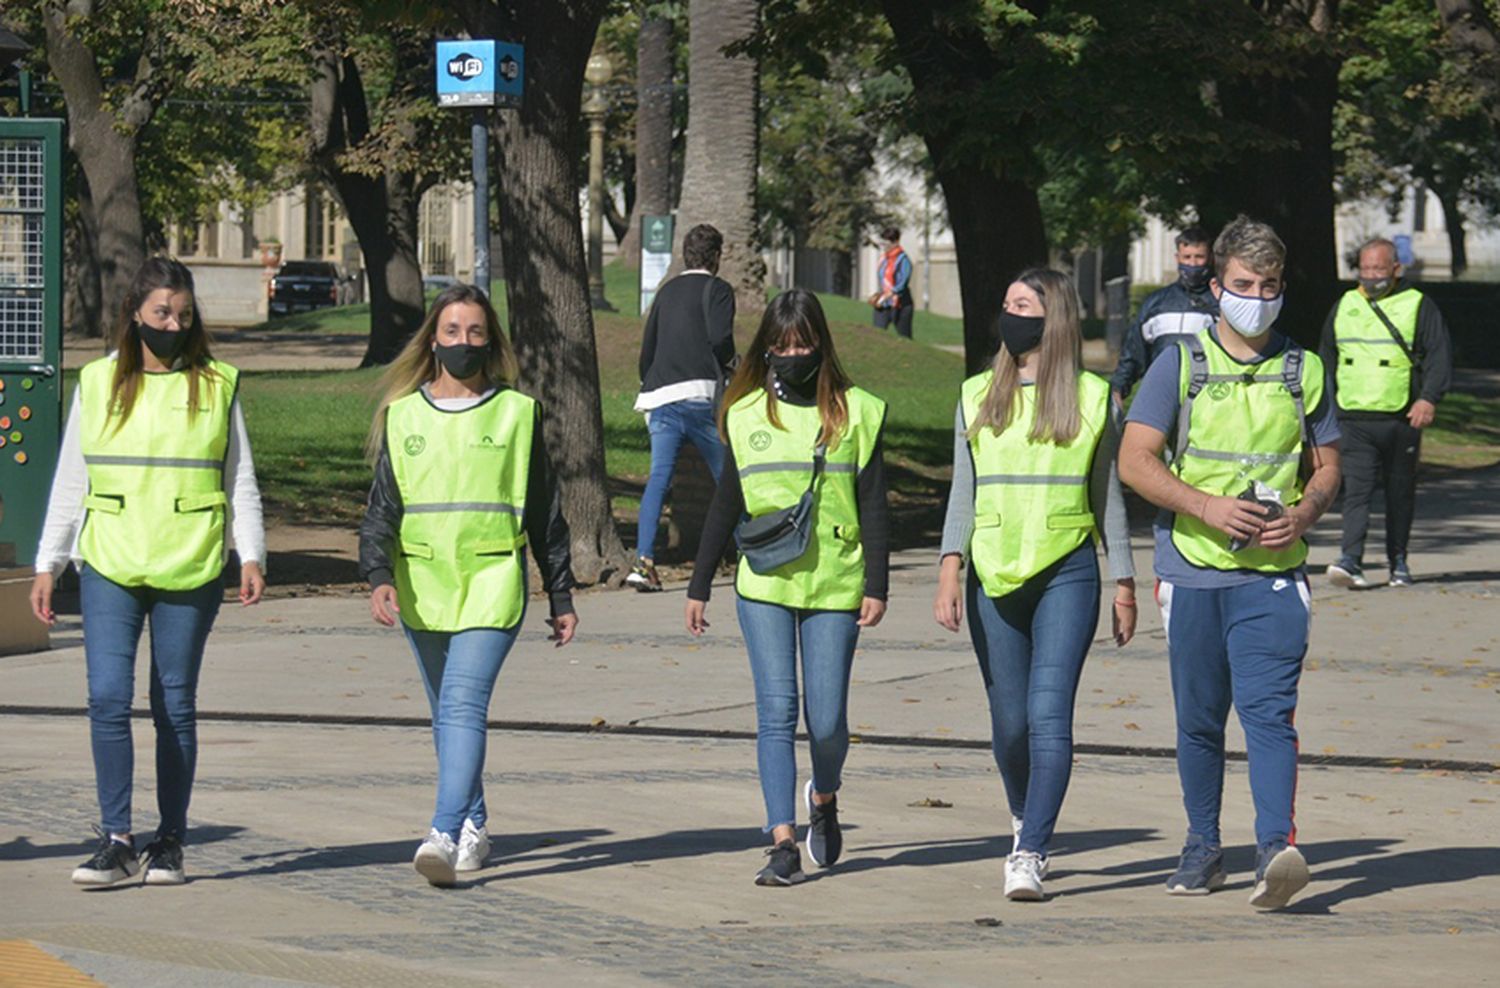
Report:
1207,382,1232,401
469,435,507,452
403,434,427,456
749,430,773,452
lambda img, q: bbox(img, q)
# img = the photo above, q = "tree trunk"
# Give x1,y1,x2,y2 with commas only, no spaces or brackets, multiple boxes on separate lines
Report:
674,0,765,315
42,3,152,335
617,14,674,267
460,0,627,585
1202,4,1342,349
1434,185,1468,277
64,178,104,339
308,48,427,366
1434,0,1500,137
879,0,1049,373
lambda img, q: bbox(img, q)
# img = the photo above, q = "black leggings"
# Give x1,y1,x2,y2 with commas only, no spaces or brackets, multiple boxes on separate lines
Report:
1338,417,1422,563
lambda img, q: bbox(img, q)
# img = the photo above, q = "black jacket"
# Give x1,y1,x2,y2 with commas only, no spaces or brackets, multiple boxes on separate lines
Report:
1318,281,1453,419
1110,280,1219,396
358,390,576,617
638,272,736,393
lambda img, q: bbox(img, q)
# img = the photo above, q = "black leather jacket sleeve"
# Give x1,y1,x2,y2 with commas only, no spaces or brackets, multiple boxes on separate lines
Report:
357,403,576,617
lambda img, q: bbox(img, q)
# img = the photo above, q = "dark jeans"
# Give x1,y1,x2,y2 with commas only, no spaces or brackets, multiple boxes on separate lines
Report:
636,398,726,560
80,564,223,839
965,541,1100,855
1339,417,1421,564
872,304,914,339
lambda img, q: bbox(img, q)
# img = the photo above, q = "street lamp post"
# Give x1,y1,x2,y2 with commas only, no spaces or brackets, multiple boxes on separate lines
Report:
584,51,614,311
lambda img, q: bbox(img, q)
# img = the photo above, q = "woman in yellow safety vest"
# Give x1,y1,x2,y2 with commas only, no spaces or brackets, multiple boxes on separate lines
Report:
30,256,266,888
933,267,1137,902
359,284,578,888
686,288,889,886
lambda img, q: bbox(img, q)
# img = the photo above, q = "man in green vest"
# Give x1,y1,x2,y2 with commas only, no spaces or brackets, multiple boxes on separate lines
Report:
1319,237,1453,589
1119,216,1343,911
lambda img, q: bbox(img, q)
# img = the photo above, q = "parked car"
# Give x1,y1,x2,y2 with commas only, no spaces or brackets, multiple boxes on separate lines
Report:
423,274,460,295
268,260,348,317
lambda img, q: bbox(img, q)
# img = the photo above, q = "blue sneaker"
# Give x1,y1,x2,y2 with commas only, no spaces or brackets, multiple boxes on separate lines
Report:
1249,841,1308,910
1388,558,1413,587
1165,833,1227,895
1326,557,1370,589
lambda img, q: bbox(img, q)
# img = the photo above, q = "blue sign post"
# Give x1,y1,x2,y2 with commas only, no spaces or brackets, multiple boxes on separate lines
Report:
436,40,525,293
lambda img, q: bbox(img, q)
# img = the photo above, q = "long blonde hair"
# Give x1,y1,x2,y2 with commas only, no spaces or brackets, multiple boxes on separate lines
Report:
718,289,853,449
107,257,220,434
969,267,1083,444
365,285,520,460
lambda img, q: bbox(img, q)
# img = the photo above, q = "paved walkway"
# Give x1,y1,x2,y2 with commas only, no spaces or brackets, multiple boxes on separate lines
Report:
2,468,1498,984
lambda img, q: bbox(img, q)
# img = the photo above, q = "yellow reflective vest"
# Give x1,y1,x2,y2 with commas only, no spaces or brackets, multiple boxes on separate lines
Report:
1170,332,1324,572
386,388,535,631
1331,286,1421,412
726,386,886,610
962,370,1110,598
78,357,238,590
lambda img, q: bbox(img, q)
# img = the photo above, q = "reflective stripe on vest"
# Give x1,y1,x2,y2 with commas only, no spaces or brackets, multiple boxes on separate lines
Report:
77,357,237,590
961,370,1110,599
726,386,887,610
1170,332,1324,573
1332,286,1420,412
387,388,535,631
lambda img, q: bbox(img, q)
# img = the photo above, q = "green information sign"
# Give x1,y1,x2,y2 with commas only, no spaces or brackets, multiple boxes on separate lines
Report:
639,214,674,315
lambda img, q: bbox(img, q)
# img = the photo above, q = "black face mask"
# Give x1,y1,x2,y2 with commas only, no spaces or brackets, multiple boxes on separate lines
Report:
1178,263,1212,291
767,350,822,388
997,312,1046,358
1360,276,1393,299
434,342,490,380
137,321,187,363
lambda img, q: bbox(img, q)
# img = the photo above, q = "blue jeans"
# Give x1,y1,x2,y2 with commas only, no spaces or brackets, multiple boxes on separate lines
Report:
636,399,725,559
736,596,860,832
79,564,222,839
966,542,1100,855
1160,576,1309,848
403,625,520,840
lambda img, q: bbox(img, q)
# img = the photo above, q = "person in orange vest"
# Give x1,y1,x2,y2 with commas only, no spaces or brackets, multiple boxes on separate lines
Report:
870,225,914,339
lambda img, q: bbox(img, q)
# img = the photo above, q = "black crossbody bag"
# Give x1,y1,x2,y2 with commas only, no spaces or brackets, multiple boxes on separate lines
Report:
735,445,826,574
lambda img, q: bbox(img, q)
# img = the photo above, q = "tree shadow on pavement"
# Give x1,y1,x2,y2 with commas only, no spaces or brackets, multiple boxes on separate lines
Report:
1286,844,1500,913
0,825,245,863
829,827,1161,878
471,825,769,884
196,828,612,881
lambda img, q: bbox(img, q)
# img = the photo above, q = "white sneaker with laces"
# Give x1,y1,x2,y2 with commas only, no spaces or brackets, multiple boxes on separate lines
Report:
456,819,490,872
414,829,459,887
1011,815,1050,879
1004,850,1045,901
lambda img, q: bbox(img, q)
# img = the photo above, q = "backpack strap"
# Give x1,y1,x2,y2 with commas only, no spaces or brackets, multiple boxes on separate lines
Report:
1281,345,1312,450
1173,334,1208,462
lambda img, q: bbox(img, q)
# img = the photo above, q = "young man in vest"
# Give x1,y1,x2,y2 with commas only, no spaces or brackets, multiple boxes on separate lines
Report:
1110,226,1220,411
1118,216,1342,910
1319,237,1452,589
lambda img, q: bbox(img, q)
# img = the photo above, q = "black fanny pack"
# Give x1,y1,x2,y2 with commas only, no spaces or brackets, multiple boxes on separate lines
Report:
735,445,826,574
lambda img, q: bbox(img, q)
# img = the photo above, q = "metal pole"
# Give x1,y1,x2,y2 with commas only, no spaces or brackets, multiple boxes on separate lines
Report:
586,96,612,310
922,186,932,311
471,108,489,295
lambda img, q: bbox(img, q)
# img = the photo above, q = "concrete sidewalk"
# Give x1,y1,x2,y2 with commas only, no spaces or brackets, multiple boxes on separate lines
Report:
2,469,1498,984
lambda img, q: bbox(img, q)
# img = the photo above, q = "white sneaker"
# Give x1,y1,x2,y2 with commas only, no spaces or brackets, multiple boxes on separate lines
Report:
1011,815,1050,879
456,819,490,872
413,829,458,887
1004,850,1045,901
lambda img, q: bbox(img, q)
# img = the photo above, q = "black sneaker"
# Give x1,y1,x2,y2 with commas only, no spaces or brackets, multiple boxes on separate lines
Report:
626,558,663,592
142,833,186,885
71,830,140,886
1389,558,1414,587
754,840,805,886
803,780,842,868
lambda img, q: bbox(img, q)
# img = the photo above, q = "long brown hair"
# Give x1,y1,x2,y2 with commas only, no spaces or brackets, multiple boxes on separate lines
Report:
718,288,853,449
106,257,218,432
365,284,521,460
969,267,1083,444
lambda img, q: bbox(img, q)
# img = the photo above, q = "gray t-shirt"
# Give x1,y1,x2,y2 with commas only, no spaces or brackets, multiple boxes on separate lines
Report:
1124,328,1341,588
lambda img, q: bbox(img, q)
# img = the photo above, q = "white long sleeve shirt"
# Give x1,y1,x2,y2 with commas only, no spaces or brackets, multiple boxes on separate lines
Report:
35,377,266,578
